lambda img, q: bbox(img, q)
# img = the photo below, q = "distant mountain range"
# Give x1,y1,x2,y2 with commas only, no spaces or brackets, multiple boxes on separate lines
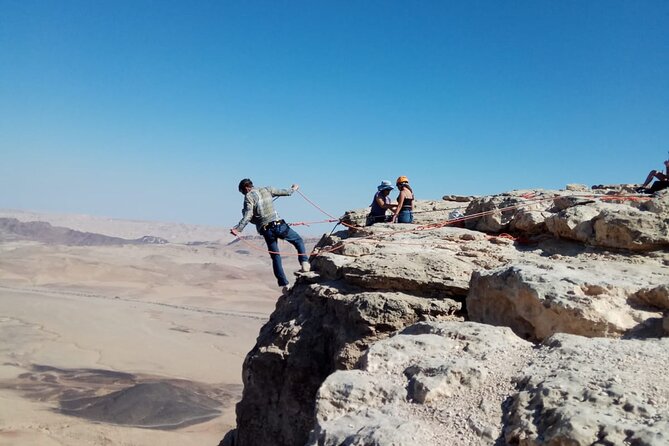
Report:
0,218,168,246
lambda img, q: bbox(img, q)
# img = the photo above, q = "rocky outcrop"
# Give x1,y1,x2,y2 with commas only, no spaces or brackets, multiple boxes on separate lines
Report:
463,188,669,251
309,322,533,446
505,334,669,445
229,279,461,446
467,259,666,341
223,188,669,446
307,324,669,446
464,190,556,233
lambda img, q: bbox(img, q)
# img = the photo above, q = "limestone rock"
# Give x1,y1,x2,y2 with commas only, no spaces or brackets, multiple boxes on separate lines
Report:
316,226,513,298
308,322,533,446
505,333,669,446
631,284,669,310
314,371,405,422
340,249,473,297
224,186,669,446
642,191,669,214
544,199,669,251
467,260,666,341
308,409,429,446
592,206,669,251
464,190,554,233
442,194,475,202
311,324,669,446
551,194,597,211
230,281,460,446
509,209,551,234
545,204,602,242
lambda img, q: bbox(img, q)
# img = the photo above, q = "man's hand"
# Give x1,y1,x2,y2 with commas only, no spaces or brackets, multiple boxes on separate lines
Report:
230,228,240,237
291,184,300,191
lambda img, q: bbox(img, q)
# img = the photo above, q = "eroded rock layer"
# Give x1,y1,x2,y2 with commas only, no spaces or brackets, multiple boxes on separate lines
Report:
224,187,669,446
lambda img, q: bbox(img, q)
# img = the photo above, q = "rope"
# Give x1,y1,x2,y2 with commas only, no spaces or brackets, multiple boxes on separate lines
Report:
229,190,653,257
287,219,339,227
294,189,341,221
233,234,311,257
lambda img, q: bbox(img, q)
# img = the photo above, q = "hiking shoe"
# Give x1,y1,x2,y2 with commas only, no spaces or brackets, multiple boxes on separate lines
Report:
281,285,290,295
301,261,311,272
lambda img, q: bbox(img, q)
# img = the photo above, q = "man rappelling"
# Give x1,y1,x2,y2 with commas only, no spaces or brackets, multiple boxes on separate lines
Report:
230,178,310,294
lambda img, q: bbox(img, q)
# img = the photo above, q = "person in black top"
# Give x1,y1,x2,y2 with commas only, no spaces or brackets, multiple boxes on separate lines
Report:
637,159,669,194
392,176,414,223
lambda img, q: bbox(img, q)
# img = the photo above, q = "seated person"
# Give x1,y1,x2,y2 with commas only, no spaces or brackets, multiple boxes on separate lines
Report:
367,181,397,225
638,159,669,193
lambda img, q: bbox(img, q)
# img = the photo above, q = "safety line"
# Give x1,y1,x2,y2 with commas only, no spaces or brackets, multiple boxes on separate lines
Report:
230,190,653,257
287,218,339,227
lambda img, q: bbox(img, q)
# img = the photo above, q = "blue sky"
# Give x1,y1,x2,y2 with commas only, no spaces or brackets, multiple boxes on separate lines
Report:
1,1,668,232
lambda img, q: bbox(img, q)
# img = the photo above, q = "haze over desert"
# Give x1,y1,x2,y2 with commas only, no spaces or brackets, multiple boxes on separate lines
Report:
0,209,313,446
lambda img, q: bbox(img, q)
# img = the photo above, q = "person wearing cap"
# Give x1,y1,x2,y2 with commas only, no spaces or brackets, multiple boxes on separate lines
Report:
392,176,414,223
637,159,669,194
366,180,397,225
230,178,310,293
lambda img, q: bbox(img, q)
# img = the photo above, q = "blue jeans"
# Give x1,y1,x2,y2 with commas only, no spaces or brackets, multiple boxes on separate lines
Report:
260,221,308,286
397,209,413,223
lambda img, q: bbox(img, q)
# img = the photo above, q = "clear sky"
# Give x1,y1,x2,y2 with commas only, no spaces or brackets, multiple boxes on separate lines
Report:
1,1,668,233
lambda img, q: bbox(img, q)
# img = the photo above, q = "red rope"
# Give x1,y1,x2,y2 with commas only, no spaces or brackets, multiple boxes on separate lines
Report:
287,219,339,227
230,190,653,257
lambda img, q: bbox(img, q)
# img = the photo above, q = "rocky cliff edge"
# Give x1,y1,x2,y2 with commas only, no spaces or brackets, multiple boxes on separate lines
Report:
222,186,669,446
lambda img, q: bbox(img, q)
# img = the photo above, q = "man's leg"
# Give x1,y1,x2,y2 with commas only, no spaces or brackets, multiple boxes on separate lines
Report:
649,180,669,193
277,223,308,265
262,227,289,287
641,170,659,188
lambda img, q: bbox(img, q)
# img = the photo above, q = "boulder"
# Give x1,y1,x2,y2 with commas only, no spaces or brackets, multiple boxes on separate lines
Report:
464,190,554,233
631,284,669,310
442,194,475,202
467,260,666,341
592,206,669,251
565,183,589,191
509,209,551,234
545,204,603,243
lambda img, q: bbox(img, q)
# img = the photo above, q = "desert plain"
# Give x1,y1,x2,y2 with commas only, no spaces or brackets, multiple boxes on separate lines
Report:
0,209,312,446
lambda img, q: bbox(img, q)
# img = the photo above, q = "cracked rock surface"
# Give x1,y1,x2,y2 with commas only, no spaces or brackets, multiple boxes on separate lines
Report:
223,187,669,446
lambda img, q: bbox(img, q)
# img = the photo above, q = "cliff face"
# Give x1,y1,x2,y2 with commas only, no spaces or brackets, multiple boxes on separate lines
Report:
222,188,669,446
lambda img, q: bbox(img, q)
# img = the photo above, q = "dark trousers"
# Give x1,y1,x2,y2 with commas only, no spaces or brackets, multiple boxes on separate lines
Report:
649,180,669,193
366,214,388,226
260,221,308,286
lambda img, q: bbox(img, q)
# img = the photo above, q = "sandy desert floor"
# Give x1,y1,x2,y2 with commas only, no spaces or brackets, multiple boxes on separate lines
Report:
0,211,314,446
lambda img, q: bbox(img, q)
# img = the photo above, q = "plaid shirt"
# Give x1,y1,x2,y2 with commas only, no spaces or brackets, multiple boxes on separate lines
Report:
233,186,294,233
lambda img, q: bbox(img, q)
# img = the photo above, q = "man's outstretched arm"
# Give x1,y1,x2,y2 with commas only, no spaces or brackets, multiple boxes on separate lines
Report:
230,194,257,235
270,184,299,197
